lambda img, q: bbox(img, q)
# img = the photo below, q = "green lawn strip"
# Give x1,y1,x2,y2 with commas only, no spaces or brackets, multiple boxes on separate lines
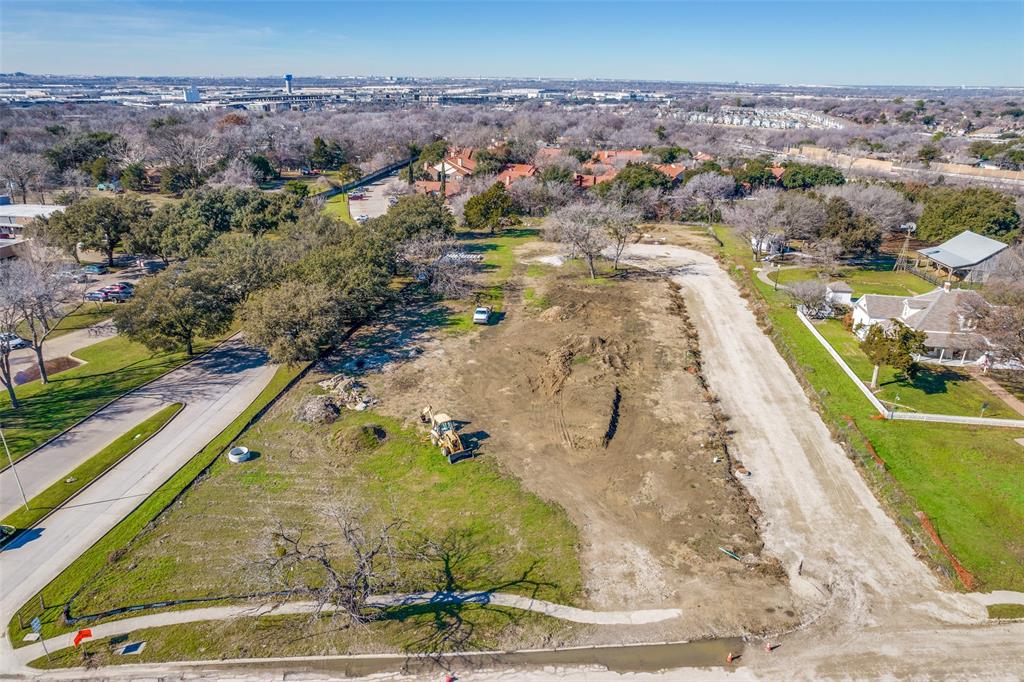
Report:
322,193,356,225
1,336,219,463
714,225,1024,591
1,403,184,530
29,606,574,669
16,303,117,341
8,363,307,646
813,319,1015,418
771,266,937,297
987,604,1024,620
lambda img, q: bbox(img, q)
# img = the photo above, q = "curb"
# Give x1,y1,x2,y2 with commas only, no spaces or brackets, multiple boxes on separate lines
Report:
3,403,186,537
0,332,243,474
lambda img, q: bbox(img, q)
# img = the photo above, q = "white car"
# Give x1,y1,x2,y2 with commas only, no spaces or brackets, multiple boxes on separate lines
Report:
355,214,369,223
1,333,30,350
472,306,492,325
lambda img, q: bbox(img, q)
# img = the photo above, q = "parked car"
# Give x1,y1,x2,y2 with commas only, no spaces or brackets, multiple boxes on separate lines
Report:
116,281,136,289
0,333,30,350
85,291,110,302
0,524,16,548
81,264,108,275
388,196,399,206
105,290,133,302
101,284,132,294
472,306,493,325
355,214,369,223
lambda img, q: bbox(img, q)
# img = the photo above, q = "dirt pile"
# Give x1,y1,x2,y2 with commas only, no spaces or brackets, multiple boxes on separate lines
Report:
294,395,341,424
317,374,378,411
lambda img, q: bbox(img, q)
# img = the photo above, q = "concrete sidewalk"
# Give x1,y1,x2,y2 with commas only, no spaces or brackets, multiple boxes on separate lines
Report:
8,319,115,378
0,339,275,638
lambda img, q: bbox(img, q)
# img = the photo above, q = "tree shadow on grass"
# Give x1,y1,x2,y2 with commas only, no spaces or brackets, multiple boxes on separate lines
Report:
881,367,967,396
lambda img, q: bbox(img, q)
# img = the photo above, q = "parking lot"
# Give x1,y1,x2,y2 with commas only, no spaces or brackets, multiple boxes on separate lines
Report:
347,174,396,222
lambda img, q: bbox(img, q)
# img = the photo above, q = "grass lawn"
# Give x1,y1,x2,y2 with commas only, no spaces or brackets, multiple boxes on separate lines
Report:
814,319,1016,418
715,225,1024,592
1,403,183,530
322,192,357,225
1,336,217,463
16,303,116,341
444,228,540,332
30,606,574,669
9,363,306,645
771,265,937,297
58,389,579,621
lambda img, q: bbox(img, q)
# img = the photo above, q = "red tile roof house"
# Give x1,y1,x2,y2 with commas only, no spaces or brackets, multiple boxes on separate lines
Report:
653,163,688,183
414,180,463,198
496,164,538,186
429,146,478,180
851,284,993,364
592,149,646,166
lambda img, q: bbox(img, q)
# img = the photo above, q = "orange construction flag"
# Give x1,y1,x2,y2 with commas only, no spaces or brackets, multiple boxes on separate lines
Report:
73,629,92,647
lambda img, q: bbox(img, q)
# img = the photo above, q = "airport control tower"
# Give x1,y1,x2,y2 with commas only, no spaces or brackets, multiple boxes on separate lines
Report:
283,74,293,94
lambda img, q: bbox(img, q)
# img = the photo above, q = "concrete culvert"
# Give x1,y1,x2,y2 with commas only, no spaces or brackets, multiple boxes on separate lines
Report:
295,395,341,424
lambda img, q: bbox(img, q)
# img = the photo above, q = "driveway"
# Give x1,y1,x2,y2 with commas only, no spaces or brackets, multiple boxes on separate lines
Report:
0,339,274,634
619,244,987,630
8,319,115,379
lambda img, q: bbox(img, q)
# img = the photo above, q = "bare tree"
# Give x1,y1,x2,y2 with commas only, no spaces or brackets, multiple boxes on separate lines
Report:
805,237,844,275
819,183,918,232
723,191,781,261
603,203,642,270
0,261,26,407
0,151,47,204
16,245,76,384
546,202,613,279
776,191,826,241
251,506,403,626
787,280,830,318
670,172,736,231
398,230,475,298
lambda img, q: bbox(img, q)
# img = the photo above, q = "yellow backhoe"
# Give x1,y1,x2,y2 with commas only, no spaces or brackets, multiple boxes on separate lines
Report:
420,405,466,464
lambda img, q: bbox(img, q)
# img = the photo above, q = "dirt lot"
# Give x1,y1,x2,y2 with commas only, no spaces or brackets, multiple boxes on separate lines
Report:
363,241,798,637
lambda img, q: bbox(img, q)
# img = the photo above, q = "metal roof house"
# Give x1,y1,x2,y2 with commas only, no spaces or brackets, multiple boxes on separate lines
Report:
917,230,1010,283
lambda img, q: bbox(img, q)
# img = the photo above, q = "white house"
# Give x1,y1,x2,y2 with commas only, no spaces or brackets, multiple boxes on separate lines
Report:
824,281,853,306
917,230,1009,284
851,284,990,363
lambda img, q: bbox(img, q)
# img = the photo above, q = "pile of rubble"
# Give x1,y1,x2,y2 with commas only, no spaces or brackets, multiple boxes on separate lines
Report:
316,374,378,411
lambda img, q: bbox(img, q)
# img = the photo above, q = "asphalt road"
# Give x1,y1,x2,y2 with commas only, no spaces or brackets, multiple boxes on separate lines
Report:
0,339,275,634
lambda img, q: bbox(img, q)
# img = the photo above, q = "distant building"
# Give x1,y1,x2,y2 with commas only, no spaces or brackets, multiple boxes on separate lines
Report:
182,86,201,103
0,203,63,227
283,74,293,94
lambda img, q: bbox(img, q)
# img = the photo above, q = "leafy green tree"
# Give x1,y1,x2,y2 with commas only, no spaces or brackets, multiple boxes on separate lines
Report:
472,148,508,176
418,139,449,167
119,163,147,191
46,195,152,265
820,197,882,254
859,321,927,389
918,186,1020,243
241,282,340,364
160,165,203,195
567,148,593,164
114,265,234,356
650,145,687,163
916,144,941,163
539,165,575,185
284,180,310,198
44,131,118,172
373,194,454,240
780,163,845,190
248,155,278,183
654,124,668,142
463,183,520,232
88,156,111,183
308,137,348,170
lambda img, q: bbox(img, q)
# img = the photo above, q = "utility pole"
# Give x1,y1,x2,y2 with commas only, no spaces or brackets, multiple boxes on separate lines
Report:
0,421,30,510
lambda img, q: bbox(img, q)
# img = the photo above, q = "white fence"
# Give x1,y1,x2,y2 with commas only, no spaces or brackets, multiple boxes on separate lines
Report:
794,310,1024,429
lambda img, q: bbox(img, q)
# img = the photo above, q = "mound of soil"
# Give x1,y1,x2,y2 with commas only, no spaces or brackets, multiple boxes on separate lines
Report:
294,395,341,424
334,424,388,453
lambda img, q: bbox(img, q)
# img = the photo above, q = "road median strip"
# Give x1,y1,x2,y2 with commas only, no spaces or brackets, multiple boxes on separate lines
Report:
1,403,185,533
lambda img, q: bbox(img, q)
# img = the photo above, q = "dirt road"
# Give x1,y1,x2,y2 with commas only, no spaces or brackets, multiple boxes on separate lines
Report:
618,244,984,632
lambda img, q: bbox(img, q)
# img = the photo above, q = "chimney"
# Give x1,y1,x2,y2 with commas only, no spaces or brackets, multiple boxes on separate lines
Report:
943,280,951,292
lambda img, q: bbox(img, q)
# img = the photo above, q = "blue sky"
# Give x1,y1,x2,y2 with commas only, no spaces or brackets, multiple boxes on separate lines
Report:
1,1,1022,86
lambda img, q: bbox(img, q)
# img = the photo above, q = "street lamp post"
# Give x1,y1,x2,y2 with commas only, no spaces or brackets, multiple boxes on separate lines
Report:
0,421,30,511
